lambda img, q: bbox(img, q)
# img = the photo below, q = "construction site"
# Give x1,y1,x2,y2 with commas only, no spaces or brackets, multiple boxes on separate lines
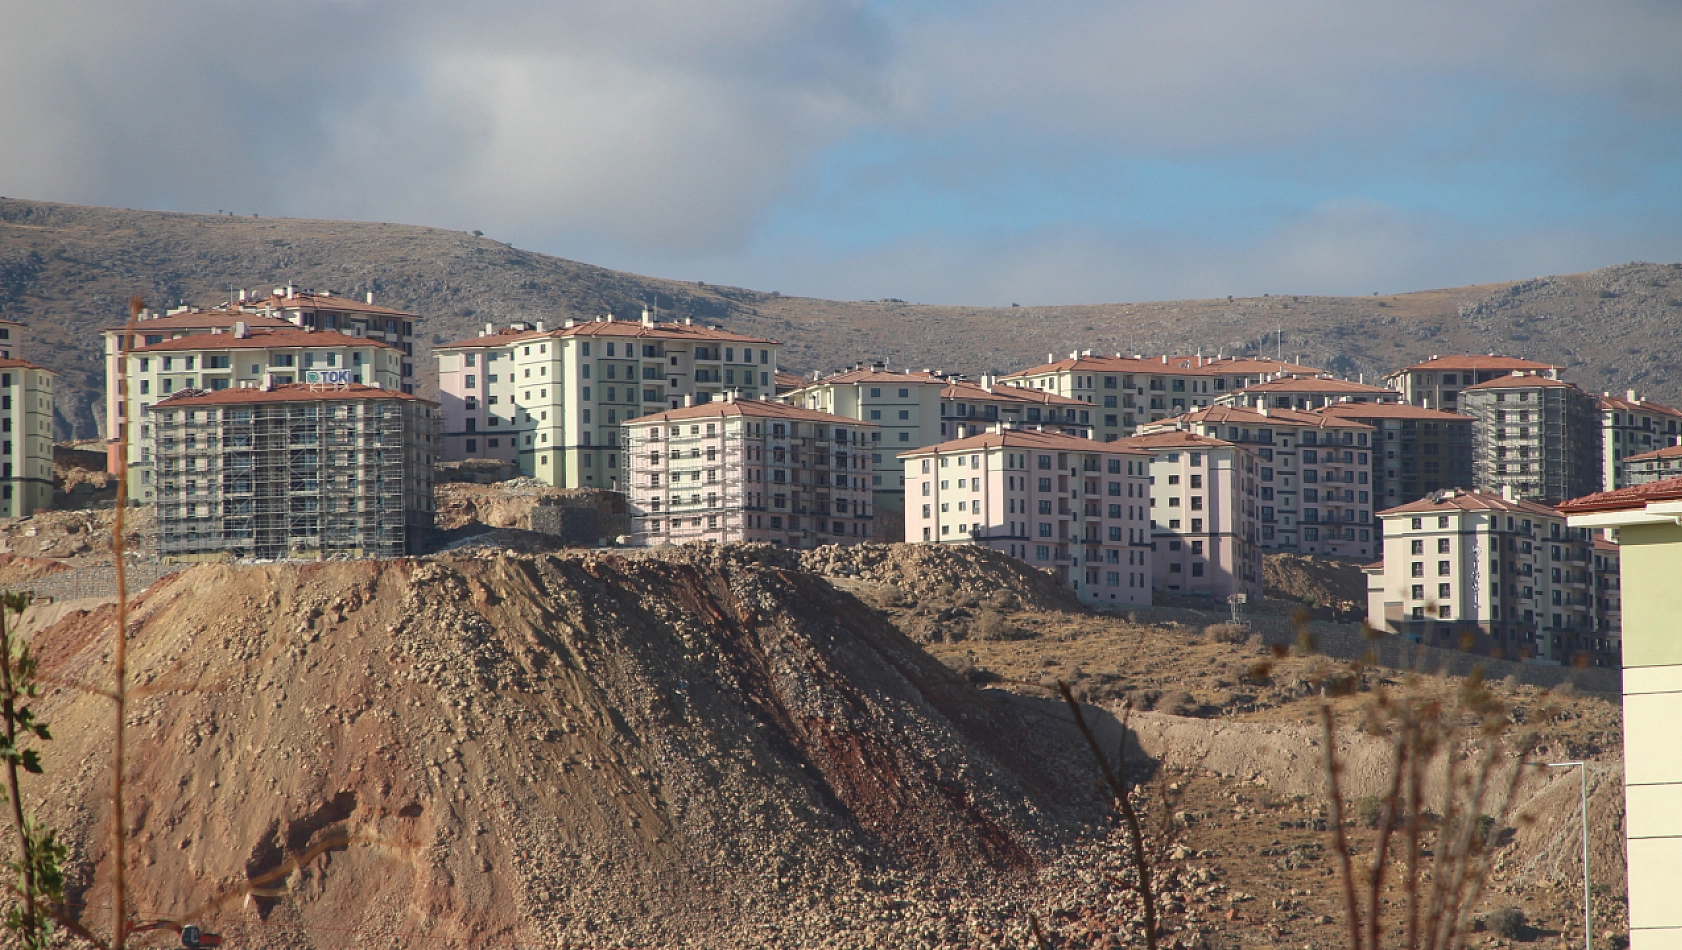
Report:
147,383,441,562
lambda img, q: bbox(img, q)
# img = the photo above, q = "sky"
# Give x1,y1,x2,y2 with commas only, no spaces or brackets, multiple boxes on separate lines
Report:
4,0,1681,305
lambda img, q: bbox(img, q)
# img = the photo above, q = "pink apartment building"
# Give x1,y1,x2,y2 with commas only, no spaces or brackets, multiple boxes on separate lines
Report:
1116,431,1264,602
900,428,1153,607
625,397,875,548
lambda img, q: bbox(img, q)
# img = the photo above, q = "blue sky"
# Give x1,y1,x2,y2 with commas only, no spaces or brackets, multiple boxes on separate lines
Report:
4,0,1680,305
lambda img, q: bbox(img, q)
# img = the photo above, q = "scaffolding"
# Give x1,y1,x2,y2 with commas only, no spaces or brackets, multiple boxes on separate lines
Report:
1465,382,1601,505
151,387,439,562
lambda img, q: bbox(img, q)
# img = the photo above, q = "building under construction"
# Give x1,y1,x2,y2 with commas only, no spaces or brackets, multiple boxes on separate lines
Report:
147,383,441,562
1461,374,1602,505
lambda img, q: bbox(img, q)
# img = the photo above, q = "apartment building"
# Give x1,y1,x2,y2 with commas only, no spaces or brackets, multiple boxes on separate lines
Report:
1317,403,1474,510
1598,391,1682,489
937,378,1091,440
231,287,420,394
1366,489,1612,666
1002,354,1319,440
1382,355,1561,411
1593,537,1621,640
1623,445,1682,486
1114,431,1263,601
1560,478,1682,945
1461,374,1602,505
435,313,780,490
107,318,405,501
625,397,873,548
1215,375,1401,411
0,359,56,518
0,318,25,360
1138,405,1376,559
900,429,1153,606
147,384,440,562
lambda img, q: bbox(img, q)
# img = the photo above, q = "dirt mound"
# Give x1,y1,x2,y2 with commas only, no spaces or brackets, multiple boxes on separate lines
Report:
799,543,1087,615
1263,553,1367,618
27,550,1109,948
433,482,624,534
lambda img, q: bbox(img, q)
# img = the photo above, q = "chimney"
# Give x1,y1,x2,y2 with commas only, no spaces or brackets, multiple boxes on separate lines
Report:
606,313,615,323
1258,405,1269,417
238,289,247,302
321,290,332,298
725,391,736,403
234,321,248,340
286,283,294,300
1501,483,1515,503
685,316,694,325
683,394,693,407
261,373,274,392
1161,355,1168,364
641,307,654,327
535,321,545,333
564,318,576,329
366,291,374,304
1628,389,1639,403
1047,353,1053,363
485,323,495,336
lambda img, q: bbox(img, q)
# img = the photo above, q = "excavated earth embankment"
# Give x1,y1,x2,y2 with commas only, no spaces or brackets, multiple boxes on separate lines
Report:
28,549,1111,949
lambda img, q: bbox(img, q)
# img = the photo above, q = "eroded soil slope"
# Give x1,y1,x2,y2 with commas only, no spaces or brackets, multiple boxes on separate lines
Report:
28,550,1109,948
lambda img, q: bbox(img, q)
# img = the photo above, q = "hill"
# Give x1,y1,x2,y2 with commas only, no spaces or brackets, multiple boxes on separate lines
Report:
3,197,1680,440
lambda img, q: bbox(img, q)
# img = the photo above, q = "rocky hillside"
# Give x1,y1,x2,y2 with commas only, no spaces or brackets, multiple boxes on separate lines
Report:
2,197,1679,440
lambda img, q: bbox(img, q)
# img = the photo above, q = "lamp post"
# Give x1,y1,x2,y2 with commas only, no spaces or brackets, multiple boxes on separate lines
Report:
1548,760,1591,950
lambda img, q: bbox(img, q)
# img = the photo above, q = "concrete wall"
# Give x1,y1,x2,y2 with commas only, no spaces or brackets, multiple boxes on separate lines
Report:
1610,520,1682,949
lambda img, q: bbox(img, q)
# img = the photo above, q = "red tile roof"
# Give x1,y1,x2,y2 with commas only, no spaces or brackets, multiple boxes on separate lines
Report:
105,310,297,334
1378,489,1557,519
1234,375,1396,395
1598,393,1682,418
557,320,775,344
900,428,1149,457
1172,405,1373,430
1558,477,1682,514
1461,374,1580,392
0,357,53,373
1625,445,1682,463
1005,355,1319,379
942,380,1086,406
797,367,947,388
1317,403,1472,422
773,371,806,391
1389,355,1559,374
435,327,549,350
248,291,417,318
638,398,873,427
131,328,393,352
146,383,432,408
1112,431,1240,451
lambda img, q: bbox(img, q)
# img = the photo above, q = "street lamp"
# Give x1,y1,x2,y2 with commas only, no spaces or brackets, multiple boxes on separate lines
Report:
1548,760,1591,950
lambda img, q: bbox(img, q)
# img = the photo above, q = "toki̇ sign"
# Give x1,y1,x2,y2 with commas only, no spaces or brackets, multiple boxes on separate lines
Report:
304,370,355,385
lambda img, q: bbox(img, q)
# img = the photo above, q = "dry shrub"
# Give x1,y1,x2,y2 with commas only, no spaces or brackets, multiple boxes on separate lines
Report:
986,590,1019,610
1202,623,1250,644
972,609,1009,641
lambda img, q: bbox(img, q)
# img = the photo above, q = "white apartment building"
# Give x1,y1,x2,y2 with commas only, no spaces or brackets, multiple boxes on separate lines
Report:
1003,354,1320,440
0,318,25,360
1382,355,1561,412
937,378,1091,440
1366,489,1613,667
1116,431,1263,601
0,359,56,518
230,287,421,393
435,313,780,490
105,316,404,502
1139,405,1376,560
625,397,874,548
1598,391,1682,490
900,429,1153,607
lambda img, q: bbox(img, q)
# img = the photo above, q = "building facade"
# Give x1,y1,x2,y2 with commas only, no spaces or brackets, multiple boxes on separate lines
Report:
231,288,420,394
1623,445,1682,486
435,314,780,490
147,384,440,562
1139,405,1376,559
1561,477,1682,949
1115,431,1263,601
937,378,1092,440
1317,403,1474,514
0,359,56,518
1598,391,1682,490
1366,489,1613,666
900,429,1153,607
1002,354,1320,441
1462,375,1602,505
1382,355,1561,411
108,320,404,501
1215,375,1401,411
625,398,874,548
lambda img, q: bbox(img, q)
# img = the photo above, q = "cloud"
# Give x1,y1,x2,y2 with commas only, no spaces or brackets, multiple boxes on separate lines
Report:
3,0,1680,303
